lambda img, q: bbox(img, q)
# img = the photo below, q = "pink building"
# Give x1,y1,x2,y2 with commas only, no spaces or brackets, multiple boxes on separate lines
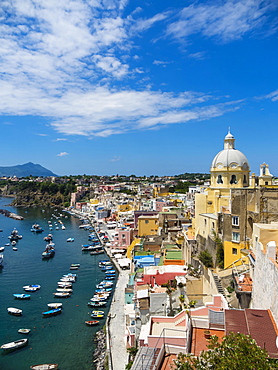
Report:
112,228,133,249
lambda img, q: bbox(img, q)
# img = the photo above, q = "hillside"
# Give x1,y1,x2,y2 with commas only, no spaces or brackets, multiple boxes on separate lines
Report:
0,162,57,177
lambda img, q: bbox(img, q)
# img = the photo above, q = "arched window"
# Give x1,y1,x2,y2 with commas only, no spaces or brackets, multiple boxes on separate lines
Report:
230,175,237,184
217,175,223,184
243,175,247,184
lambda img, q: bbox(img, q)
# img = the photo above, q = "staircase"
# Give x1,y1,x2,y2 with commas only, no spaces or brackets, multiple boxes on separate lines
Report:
213,273,226,297
131,347,159,370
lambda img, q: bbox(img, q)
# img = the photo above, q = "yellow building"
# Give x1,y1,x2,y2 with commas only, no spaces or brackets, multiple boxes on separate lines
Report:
117,203,133,213
194,130,251,269
138,215,159,237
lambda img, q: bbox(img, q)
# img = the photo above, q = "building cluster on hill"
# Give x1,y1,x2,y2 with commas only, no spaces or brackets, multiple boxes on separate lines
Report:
66,131,278,368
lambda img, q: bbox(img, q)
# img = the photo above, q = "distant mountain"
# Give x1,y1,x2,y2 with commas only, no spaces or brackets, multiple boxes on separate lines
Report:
0,162,57,177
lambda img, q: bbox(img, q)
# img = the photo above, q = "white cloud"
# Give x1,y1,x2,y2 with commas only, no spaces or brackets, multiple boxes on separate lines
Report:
166,0,278,42
53,138,68,141
0,0,266,139
264,89,278,102
110,155,121,162
57,152,69,157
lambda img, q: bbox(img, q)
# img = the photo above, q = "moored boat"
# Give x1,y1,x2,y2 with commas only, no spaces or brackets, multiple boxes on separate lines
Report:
47,303,63,309
1,338,28,350
30,364,58,370
85,320,99,326
7,307,22,315
13,293,31,300
18,328,31,334
87,301,106,307
42,308,62,317
0,253,3,267
23,284,41,291
53,292,70,298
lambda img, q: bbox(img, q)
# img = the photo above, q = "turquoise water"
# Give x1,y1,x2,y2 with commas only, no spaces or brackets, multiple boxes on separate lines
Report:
0,197,113,370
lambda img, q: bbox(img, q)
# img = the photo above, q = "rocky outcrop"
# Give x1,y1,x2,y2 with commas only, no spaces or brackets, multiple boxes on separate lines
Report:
93,329,107,370
0,209,24,220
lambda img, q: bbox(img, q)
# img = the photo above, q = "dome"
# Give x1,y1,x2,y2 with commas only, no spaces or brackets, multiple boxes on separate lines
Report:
211,149,249,169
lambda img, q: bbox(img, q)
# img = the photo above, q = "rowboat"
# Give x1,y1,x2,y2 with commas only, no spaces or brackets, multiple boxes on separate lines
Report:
42,308,62,317
30,364,58,370
56,288,73,292
88,301,106,307
47,303,63,309
1,338,28,350
7,307,22,315
57,282,72,287
13,293,31,300
18,328,31,334
85,320,99,326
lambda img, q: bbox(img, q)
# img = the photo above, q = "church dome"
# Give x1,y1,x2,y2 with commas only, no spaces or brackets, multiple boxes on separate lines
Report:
211,130,249,170
211,149,249,169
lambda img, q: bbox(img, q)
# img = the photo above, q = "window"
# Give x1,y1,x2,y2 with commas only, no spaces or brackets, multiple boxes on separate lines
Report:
212,222,215,229
145,220,149,224
230,175,237,184
217,175,223,184
243,175,247,184
232,216,239,226
232,232,240,242
232,248,237,255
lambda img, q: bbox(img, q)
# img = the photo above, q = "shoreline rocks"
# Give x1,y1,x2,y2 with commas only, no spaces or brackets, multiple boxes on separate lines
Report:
0,209,24,220
93,329,107,370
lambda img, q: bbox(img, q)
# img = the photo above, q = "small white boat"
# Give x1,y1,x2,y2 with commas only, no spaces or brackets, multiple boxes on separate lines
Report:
57,282,72,288
18,328,31,334
60,277,75,283
47,303,63,309
0,247,5,252
66,237,74,242
23,284,41,291
7,307,22,316
56,288,73,293
30,364,58,370
53,292,70,298
13,247,18,251
1,338,28,350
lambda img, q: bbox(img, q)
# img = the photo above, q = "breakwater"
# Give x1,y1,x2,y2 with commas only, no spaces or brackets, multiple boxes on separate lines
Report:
0,208,24,220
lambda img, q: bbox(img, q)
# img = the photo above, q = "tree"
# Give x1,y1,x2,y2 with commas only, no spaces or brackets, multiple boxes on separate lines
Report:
172,332,277,370
198,249,213,268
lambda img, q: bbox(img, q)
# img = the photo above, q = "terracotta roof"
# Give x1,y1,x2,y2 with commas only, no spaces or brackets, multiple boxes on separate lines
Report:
225,309,278,358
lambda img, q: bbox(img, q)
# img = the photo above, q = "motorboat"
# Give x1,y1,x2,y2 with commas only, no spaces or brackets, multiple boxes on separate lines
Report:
56,288,73,293
1,338,28,350
18,328,31,334
66,238,74,242
91,313,104,319
57,282,72,288
60,277,75,282
31,224,44,233
13,294,31,300
42,245,55,259
30,364,58,370
85,320,99,326
42,308,62,317
7,307,22,315
0,247,5,252
47,303,63,309
23,284,41,291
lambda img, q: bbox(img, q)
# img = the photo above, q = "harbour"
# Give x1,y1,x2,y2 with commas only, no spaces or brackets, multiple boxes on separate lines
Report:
0,197,115,370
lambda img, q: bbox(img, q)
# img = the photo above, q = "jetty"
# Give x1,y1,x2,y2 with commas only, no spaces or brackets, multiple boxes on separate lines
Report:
0,209,24,220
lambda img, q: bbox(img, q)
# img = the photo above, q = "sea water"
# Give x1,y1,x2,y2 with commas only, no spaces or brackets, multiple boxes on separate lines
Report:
0,197,113,370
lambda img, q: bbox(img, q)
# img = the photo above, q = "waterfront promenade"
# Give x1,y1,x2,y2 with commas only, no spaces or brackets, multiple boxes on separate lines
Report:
107,268,130,370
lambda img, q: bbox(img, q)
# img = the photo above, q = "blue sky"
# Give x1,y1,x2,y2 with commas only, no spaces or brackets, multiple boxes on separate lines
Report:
0,0,277,176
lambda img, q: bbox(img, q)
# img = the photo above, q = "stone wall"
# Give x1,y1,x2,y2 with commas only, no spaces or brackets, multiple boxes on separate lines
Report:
252,248,278,325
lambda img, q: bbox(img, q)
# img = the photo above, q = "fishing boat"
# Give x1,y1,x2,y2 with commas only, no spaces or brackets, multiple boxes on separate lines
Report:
91,312,104,319
60,276,75,282
53,292,71,298
18,328,31,334
44,234,53,242
13,293,31,300
30,364,58,369
1,338,28,350
47,303,63,309
66,238,74,242
42,308,62,317
7,307,22,315
23,284,41,291
85,320,99,326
